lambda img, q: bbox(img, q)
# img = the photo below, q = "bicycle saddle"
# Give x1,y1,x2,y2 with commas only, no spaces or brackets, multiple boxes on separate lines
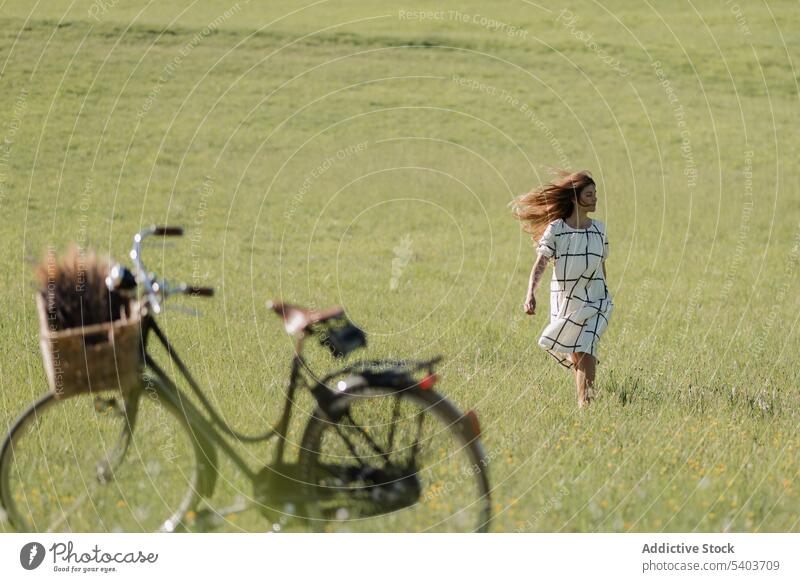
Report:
266,300,344,335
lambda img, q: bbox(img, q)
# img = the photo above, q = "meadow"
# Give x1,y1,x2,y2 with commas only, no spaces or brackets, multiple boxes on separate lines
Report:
0,0,798,532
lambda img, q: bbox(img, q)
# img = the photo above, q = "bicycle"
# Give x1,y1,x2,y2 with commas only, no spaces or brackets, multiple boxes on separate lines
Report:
0,226,492,533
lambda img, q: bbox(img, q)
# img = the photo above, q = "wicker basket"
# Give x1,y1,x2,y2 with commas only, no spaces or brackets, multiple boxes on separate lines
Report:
36,294,144,399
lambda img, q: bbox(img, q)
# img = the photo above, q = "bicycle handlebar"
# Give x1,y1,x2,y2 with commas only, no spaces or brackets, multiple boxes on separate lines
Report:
185,286,215,297
152,226,184,237
118,225,214,314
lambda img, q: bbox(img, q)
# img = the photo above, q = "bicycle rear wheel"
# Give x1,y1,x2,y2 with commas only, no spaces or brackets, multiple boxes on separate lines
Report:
299,384,492,532
0,387,205,532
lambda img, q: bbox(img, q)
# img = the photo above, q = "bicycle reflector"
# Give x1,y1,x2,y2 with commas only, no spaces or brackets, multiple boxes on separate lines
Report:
419,373,438,390
464,410,481,438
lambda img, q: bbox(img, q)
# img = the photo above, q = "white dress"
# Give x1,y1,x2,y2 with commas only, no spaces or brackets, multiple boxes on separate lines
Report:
536,218,613,370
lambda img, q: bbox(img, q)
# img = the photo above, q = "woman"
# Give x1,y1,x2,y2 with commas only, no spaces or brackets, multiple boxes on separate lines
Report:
511,170,613,408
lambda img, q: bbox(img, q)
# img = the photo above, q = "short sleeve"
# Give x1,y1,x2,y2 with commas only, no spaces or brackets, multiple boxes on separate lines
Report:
603,226,609,259
536,222,558,260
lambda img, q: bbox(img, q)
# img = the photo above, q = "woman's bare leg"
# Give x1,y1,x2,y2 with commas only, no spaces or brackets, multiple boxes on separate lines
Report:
572,352,597,408
569,353,583,406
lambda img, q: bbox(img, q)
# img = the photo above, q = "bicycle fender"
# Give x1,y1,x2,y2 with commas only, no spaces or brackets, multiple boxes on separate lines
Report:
310,368,414,420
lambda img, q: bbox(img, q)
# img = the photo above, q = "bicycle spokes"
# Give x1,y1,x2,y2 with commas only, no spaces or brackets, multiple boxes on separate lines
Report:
299,385,491,531
1,391,203,532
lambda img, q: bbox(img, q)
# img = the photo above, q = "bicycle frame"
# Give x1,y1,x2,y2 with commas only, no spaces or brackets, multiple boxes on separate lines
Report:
138,314,326,484
136,310,443,502
139,305,443,462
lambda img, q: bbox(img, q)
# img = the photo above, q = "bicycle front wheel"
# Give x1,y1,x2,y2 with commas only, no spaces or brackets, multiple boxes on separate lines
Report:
0,387,205,532
299,384,492,532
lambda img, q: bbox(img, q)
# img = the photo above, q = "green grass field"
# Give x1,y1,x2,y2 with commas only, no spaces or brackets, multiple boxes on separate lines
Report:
0,0,798,532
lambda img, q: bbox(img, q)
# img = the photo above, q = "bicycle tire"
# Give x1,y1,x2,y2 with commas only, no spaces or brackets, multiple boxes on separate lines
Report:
0,388,208,533
298,383,492,532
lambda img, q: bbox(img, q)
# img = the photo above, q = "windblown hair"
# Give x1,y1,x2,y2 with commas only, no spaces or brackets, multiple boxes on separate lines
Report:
510,169,596,241
36,246,127,330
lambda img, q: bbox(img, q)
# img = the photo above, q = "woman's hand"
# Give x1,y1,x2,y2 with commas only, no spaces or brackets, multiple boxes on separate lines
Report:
524,254,547,316
523,292,536,315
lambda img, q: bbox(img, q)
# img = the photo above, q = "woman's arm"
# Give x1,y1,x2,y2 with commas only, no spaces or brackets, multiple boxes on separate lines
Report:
524,253,549,314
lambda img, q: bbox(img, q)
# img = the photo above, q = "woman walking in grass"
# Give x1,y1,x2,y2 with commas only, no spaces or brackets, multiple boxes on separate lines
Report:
511,170,613,409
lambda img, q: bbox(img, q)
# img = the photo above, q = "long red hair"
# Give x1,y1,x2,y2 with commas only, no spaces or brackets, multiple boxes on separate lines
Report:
510,169,596,241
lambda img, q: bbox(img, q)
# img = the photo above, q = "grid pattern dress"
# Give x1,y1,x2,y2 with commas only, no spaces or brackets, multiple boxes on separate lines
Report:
536,218,613,370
